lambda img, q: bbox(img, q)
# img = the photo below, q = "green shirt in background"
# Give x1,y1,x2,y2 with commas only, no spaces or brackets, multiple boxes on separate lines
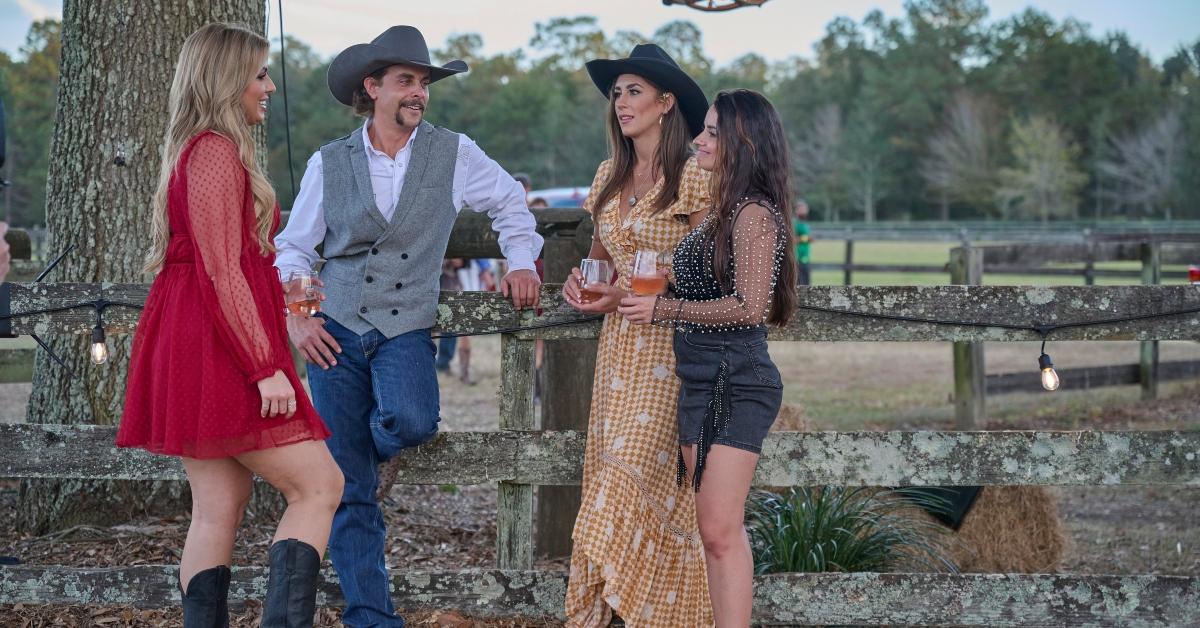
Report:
794,220,811,264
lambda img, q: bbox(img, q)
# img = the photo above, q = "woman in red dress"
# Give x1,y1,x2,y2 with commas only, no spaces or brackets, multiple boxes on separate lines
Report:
117,23,342,627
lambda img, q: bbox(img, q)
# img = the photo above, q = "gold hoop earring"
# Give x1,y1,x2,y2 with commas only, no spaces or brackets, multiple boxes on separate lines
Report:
658,114,664,126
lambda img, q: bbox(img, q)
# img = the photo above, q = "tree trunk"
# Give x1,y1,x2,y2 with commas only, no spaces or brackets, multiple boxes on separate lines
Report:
19,0,271,534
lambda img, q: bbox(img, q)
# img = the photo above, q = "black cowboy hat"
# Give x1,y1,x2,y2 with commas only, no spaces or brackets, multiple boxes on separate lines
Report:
327,25,468,107
585,44,708,136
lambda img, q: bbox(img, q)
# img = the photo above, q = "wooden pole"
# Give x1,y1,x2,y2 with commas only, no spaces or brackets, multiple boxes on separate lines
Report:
535,224,596,559
1140,242,1161,400
950,246,985,429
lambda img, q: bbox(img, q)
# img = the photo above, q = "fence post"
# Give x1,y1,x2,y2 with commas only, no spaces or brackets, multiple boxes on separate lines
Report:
535,226,597,559
497,332,536,570
1140,242,1161,400
843,238,854,286
950,246,985,429
1083,228,1095,286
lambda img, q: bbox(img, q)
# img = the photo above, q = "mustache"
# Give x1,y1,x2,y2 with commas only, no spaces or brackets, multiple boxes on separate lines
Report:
400,99,425,111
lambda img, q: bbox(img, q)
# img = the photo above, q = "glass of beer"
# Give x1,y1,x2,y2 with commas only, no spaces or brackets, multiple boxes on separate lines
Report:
283,269,321,316
578,258,612,304
631,250,667,296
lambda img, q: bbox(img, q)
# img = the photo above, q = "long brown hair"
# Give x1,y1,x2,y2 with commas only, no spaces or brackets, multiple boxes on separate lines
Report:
145,23,276,274
592,76,692,217
708,89,798,325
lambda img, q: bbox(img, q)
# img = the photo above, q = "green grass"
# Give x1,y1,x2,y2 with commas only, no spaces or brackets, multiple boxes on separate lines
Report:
808,240,1194,286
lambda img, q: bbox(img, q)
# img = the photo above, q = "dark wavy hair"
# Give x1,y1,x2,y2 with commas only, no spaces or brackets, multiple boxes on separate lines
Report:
592,75,692,218
708,89,798,325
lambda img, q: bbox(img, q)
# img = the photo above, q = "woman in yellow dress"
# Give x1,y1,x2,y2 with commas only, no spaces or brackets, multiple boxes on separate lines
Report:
561,44,714,627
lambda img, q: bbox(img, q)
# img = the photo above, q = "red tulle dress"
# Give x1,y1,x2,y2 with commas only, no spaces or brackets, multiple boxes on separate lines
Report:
117,131,330,459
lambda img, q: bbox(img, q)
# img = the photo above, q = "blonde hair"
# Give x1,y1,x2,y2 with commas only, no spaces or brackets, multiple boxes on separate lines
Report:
145,22,276,274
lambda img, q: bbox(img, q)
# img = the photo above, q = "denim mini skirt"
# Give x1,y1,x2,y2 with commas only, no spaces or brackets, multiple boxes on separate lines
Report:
672,326,783,487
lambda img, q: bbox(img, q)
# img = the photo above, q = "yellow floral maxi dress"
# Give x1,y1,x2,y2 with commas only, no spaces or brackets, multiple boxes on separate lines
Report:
565,157,715,627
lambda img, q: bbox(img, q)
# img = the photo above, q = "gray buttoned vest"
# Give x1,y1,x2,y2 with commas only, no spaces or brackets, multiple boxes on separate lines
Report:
319,121,459,338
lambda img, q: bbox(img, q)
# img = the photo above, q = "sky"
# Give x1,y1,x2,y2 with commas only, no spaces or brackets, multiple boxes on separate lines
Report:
1,0,1197,66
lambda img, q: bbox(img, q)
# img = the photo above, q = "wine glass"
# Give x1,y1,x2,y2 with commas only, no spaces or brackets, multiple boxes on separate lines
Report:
282,269,322,316
578,258,612,304
631,250,667,296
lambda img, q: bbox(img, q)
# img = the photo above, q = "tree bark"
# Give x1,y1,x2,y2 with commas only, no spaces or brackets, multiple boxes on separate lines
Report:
19,0,271,534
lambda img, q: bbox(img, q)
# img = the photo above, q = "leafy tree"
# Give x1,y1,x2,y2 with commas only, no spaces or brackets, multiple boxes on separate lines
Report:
0,20,61,226
995,115,1088,221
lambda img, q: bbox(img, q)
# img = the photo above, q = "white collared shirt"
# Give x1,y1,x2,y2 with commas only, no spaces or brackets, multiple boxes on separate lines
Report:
274,120,542,277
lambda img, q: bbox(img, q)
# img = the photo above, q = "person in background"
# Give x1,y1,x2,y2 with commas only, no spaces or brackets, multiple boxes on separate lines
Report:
794,199,812,285
436,258,465,377
0,96,11,282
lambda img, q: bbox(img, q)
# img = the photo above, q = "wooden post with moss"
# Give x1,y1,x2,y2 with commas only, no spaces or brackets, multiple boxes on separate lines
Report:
950,246,985,429
497,332,536,569
535,219,596,559
1140,242,1161,400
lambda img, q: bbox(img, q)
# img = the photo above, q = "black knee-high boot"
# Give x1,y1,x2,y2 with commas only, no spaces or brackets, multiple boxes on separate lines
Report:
261,538,321,628
180,565,232,628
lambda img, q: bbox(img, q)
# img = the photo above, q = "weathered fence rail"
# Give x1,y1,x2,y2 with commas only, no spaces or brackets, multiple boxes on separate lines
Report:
3,567,1196,626
2,282,1199,625
5,424,1196,487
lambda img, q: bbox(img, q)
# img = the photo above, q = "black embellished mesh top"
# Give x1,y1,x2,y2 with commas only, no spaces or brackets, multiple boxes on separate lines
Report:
654,197,789,331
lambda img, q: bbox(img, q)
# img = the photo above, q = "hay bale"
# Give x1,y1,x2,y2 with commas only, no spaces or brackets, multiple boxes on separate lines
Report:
947,485,1068,573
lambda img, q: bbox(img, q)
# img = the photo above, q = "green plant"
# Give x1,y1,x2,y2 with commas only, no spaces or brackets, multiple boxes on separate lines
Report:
746,486,958,574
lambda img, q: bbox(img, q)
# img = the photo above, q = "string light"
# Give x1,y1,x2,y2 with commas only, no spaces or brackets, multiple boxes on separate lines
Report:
89,299,113,366
1036,338,1060,391
1038,352,1060,391
89,323,108,365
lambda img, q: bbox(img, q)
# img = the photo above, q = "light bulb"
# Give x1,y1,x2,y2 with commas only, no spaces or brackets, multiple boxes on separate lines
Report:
90,325,108,365
1038,353,1059,391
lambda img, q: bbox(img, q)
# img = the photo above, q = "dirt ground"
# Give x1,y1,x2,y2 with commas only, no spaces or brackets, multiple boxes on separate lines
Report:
2,336,1198,625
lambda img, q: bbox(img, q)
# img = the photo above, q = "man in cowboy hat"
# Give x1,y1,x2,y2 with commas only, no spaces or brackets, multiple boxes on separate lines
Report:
274,25,543,626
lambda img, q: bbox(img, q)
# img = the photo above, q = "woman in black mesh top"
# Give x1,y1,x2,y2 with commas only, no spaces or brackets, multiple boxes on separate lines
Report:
619,89,798,626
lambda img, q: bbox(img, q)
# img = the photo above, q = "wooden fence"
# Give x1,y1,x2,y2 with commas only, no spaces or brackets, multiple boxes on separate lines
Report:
950,241,1200,428
2,282,1199,625
820,229,1200,286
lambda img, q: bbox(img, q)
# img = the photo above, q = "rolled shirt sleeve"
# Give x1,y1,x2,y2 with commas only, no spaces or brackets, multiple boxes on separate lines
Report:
273,151,326,278
453,135,543,272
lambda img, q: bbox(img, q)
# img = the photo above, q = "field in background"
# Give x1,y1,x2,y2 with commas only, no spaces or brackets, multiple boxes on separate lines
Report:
808,240,1195,286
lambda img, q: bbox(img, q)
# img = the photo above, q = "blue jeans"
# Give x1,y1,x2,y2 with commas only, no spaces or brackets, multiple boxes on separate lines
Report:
307,315,441,628
435,335,456,371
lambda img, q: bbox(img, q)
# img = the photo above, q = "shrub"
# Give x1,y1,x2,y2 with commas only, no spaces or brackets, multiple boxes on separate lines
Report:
746,486,959,574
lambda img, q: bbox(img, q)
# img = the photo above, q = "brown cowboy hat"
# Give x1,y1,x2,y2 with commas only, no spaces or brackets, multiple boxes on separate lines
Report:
327,25,468,107
585,43,709,136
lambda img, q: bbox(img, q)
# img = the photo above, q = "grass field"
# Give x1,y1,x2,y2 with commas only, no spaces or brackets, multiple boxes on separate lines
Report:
808,240,1196,286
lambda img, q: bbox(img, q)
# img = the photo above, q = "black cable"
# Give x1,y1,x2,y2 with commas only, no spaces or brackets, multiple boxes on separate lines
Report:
1,297,1196,341
796,303,1040,334
277,0,297,202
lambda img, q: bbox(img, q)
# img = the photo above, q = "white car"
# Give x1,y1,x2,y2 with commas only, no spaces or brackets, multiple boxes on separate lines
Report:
528,186,589,209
